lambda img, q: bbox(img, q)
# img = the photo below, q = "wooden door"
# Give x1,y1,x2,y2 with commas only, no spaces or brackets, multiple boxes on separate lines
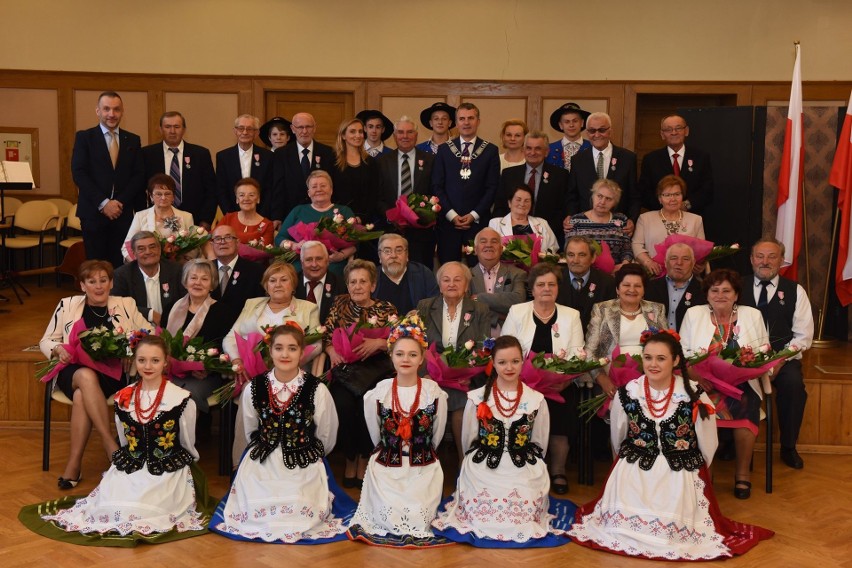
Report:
264,91,355,146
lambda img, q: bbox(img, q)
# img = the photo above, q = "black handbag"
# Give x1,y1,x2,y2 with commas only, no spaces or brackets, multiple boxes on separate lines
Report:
331,354,394,397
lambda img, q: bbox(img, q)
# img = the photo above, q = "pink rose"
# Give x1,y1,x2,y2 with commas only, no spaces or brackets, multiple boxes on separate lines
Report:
162,283,170,292
253,153,260,162
777,291,785,300
685,292,692,300
589,283,596,292
647,312,655,322
464,313,472,322
232,271,240,282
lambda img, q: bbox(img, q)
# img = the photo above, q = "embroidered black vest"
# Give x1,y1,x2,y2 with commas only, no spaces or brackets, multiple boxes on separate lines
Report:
617,386,705,472
373,398,439,467
113,397,195,475
469,410,543,469
247,374,324,469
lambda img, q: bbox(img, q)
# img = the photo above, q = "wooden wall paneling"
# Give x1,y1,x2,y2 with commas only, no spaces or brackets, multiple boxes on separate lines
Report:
378,96,451,149
147,90,165,143
535,83,626,145
58,87,76,203
461,97,528,148
752,82,852,106
164,92,241,158
798,380,821,445
820,383,844,445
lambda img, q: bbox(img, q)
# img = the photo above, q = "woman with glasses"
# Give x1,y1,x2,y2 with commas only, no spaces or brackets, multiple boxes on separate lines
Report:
122,174,194,262
632,175,705,276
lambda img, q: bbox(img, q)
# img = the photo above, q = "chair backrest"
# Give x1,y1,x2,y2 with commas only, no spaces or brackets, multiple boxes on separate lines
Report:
65,203,82,231
2,196,22,218
46,198,73,217
12,200,59,232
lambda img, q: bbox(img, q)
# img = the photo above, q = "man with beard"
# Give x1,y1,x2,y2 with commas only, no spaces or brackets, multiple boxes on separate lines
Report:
372,233,438,314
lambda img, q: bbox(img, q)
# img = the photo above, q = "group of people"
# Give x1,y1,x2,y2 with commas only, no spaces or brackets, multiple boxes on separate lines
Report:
23,91,817,559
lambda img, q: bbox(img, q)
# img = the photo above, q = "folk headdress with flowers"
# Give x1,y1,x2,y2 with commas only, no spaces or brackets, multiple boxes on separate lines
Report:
387,312,429,350
639,326,681,345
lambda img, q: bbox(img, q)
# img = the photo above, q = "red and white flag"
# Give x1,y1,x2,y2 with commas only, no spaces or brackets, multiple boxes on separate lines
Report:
775,43,804,280
829,91,852,306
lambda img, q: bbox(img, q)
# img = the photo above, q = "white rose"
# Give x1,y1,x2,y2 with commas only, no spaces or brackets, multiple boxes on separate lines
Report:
207,348,219,356
464,339,475,351
186,346,196,354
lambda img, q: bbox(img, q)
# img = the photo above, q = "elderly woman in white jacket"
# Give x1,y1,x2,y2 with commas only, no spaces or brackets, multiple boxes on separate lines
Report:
223,261,321,385
122,174,195,262
502,262,584,494
488,185,560,253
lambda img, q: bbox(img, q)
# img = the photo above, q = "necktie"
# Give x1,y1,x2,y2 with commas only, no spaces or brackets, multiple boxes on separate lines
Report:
595,151,605,179
301,148,310,178
219,265,230,295
169,147,182,206
573,277,583,291
108,131,119,168
757,280,770,313
400,153,412,196
527,167,537,195
146,277,162,315
306,280,320,304
462,142,471,157
672,152,681,176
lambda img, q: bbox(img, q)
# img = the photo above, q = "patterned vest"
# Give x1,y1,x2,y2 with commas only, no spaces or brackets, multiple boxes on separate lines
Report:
469,410,543,469
248,374,324,469
617,386,705,472
373,398,439,467
113,397,195,475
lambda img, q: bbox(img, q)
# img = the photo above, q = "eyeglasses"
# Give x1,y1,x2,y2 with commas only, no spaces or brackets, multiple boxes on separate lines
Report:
234,126,257,133
661,126,687,134
380,246,407,256
211,235,238,244
151,191,173,199
292,125,315,131
660,192,682,199
586,127,610,135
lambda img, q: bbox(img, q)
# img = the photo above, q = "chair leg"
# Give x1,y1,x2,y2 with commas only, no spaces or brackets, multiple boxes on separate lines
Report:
765,392,773,494
42,382,52,471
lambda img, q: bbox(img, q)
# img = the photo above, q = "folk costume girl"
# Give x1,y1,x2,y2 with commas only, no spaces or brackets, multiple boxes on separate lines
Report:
432,335,573,547
211,324,354,544
569,330,773,560
20,335,213,546
348,315,449,547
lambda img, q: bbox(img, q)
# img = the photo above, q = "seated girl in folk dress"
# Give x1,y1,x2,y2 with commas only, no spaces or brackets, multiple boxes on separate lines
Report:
20,334,214,546
347,314,449,547
432,335,575,548
569,330,773,561
210,323,355,544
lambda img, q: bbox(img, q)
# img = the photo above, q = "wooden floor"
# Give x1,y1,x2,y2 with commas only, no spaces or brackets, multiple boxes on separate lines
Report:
2,276,852,566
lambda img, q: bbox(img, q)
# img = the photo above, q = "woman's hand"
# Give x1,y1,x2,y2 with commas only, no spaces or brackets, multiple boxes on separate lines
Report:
353,338,385,361
326,346,344,368
596,373,617,398
639,255,662,276
231,358,251,386
53,345,71,364
562,215,575,232
623,219,635,237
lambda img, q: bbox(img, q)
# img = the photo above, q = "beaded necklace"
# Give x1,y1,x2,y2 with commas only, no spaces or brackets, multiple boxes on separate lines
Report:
267,376,302,416
133,378,168,423
492,380,524,418
644,375,676,418
391,377,422,442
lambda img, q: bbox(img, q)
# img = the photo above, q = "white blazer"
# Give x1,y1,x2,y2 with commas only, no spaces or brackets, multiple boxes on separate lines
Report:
40,295,154,358
222,297,320,360
488,213,560,253
501,301,585,357
122,206,195,261
680,304,769,398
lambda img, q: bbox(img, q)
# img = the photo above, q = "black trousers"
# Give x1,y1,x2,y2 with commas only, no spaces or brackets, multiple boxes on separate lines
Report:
773,359,807,449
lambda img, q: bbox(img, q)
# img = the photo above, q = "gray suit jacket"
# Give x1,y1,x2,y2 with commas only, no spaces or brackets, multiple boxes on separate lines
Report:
468,263,528,328
416,296,491,350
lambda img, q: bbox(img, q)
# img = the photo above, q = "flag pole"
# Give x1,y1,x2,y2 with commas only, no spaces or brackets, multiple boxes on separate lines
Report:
812,190,841,348
801,180,812,298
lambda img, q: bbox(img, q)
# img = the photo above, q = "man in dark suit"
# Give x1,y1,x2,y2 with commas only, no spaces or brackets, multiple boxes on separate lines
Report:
377,116,435,265
279,112,337,220
545,102,591,172
216,114,278,221
295,241,346,324
112,231,184,326
556,236,616,331
71,91,146,267
468,227,527,334
638,114,714,214
432,102,501,263
142,111,217,228
567,112,640,225
209,224,265,318
373,234,439,315
645,242,706,331
495,131,570,248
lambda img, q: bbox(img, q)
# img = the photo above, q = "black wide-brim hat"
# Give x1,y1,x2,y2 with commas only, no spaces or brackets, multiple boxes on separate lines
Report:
259,116,293,147
419,102,457,130
355,110,394,141
549,102,591,131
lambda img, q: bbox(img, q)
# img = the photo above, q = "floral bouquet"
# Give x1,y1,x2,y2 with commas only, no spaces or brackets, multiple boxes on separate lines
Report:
159,328,233,380
237,239,299,264
578,346,644,420
520,350,608,403
688,343,799,400
386,193,441,229
287,209,384,253
157,225,210,261
330,315,397,365
36,319,144,382
424,338,494,392
704,243,741,263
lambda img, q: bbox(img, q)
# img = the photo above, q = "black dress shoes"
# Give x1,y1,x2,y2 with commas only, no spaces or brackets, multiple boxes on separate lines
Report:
780,448,804,469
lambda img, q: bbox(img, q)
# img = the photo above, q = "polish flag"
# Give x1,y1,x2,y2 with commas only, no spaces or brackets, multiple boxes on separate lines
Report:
829,91,852,306
775,43,804,280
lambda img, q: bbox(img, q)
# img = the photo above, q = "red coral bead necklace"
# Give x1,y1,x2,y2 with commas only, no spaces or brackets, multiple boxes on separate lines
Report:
644,375,676,418
134,377,168,422
492,380,524,418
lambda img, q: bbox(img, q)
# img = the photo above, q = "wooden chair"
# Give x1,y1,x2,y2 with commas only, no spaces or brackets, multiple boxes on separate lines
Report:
4,200,60,285
56,240,86,288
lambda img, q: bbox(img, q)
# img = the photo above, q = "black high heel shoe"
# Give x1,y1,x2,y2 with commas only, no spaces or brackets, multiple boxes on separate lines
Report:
58,475,82,490
734,478,751,500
